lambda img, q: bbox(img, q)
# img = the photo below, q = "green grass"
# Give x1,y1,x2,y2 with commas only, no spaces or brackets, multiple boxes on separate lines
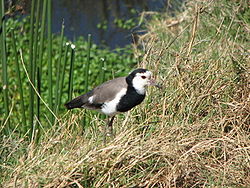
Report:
1,0,250,187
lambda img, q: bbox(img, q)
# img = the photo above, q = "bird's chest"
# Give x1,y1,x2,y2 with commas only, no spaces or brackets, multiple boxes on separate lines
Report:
116,90,145,112
100,88,127,116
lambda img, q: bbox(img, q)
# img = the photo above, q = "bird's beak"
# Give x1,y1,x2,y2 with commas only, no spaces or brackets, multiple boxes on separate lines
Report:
148,79,162,89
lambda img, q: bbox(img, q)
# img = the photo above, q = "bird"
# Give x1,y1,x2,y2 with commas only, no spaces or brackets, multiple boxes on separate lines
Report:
64,68,160,140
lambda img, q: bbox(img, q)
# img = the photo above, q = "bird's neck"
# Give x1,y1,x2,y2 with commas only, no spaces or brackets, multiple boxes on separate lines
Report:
133,85,146,95
117,86,145,112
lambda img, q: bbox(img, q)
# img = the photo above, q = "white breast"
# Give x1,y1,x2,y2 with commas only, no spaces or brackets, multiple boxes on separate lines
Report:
101,88,127,116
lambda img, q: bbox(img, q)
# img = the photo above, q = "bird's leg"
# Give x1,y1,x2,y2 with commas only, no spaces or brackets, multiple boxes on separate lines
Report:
108,116,115,137
103,116,115,144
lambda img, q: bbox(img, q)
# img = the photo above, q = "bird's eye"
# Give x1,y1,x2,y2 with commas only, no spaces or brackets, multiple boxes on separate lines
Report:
141,76,146,79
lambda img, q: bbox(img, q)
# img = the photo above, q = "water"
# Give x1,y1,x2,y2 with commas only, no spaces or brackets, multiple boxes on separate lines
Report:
6,0,183,49
52,0,167,49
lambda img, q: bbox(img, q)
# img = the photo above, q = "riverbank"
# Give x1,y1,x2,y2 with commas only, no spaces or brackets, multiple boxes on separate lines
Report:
2,0,249,187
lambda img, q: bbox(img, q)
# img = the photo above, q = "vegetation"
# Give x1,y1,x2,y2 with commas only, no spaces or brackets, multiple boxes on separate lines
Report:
0,3,136,137
1,0,250,187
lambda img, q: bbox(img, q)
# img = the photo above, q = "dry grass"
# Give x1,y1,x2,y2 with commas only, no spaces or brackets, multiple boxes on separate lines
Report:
2,0,250,187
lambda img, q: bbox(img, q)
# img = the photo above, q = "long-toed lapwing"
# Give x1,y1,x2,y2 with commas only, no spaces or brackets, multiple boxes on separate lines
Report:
64,68,160,139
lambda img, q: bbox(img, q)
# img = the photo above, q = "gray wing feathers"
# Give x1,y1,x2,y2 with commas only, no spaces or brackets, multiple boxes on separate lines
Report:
65,77,127,110
92,77,127,104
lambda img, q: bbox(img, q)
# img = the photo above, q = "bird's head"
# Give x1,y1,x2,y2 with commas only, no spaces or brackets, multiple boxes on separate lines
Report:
126,68,161,95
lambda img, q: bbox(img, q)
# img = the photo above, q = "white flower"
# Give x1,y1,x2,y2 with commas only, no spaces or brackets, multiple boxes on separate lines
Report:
71,44,76,49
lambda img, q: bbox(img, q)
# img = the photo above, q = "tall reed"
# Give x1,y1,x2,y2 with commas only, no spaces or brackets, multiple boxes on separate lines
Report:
10,29,27,131
98,58,106,121
47,0,53,123
0,0,10,133
33,0,41,122
58,43,70,109
99,58,105,85
82,34,92,127
68,44,75,101
84,34,92,92
55,21,65,113
36,0,47,123
28,0,36,136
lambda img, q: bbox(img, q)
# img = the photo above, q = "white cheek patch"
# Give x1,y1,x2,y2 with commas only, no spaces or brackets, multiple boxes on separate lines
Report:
132,71,152,95
101,88,127,116
132,78,146,95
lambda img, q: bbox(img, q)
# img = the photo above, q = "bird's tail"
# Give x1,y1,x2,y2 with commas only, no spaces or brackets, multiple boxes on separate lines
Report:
64,96,85,109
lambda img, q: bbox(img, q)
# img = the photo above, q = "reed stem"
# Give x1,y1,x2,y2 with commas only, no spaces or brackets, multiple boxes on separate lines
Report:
47,0,53,124
58,43,70,108
68,44,75,101
36,0,47,124
33,0,41,124
28,0,36,136
83,34,92,127
55,21,65,113
85,34,92,92
0,0,10,133
10,29,27,132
